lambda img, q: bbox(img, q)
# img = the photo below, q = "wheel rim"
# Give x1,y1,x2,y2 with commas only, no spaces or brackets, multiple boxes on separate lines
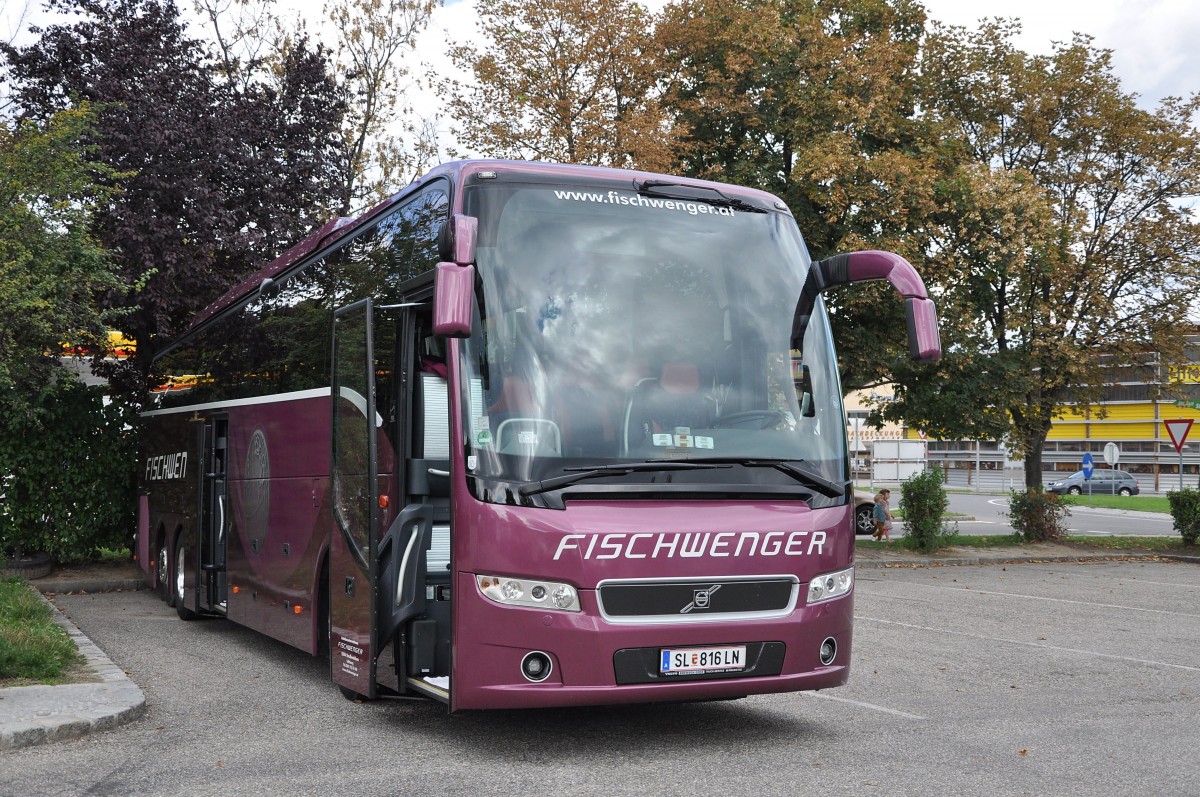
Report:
175,547,185,604
158,543,168,589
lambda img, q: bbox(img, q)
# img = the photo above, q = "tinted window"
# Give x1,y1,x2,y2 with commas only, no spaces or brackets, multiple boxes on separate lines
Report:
152,185,449,410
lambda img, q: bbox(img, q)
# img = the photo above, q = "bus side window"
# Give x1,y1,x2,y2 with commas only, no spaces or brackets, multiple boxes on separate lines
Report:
409,364,451,498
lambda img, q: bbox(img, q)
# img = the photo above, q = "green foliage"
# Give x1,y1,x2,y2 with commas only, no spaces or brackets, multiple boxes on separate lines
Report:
1166,488,1200,545
1007,489,1070,542
5,0,348,392
0,379,137,563
899,468,953,553
885,22,1200,487
0,577,83,683
0,106,121,417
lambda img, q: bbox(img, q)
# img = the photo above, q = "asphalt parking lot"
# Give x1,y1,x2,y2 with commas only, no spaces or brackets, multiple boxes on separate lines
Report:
2,559,1197,797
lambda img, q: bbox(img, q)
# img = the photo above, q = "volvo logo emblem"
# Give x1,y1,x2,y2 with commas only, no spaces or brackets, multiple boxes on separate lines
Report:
681,584,722,614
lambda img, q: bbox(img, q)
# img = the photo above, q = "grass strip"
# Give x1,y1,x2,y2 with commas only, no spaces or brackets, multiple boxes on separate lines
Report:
1059,495,1172,513
0,576,84,686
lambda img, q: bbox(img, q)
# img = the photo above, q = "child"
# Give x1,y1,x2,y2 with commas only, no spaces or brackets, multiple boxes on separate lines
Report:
872,489,894,542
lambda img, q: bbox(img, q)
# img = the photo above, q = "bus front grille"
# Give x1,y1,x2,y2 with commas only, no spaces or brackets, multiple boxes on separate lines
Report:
596,577,798,624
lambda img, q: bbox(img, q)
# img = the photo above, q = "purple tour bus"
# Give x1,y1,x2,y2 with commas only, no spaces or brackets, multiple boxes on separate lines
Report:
137,159,940,711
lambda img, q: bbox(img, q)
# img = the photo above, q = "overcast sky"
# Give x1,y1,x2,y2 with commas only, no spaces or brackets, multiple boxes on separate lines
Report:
919,0,1198,105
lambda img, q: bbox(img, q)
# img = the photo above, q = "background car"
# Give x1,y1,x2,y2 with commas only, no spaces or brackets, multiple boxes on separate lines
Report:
1046,469,1140,496
854,490,880,535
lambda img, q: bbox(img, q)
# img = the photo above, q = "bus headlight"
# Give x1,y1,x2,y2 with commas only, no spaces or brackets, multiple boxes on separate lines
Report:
477,575,581,612
807,567,853,604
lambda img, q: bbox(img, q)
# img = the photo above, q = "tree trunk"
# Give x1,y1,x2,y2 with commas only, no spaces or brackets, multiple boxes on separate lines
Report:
1024,436,1045,490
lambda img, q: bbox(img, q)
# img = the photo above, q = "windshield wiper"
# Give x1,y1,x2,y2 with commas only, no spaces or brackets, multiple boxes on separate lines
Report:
518,461,731,498
686,458,846,499
635,179,768,213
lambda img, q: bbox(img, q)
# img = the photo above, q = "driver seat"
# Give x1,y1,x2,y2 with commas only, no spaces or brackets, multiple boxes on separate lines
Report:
622,362,715,453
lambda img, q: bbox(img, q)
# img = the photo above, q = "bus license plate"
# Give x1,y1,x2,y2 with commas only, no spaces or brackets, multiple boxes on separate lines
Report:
660,645,747,675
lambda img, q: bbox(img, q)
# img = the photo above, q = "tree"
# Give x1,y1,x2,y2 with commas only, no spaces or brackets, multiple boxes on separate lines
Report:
440,0,676,171
656,0,933,257
326,0,438,212
0,106,134,561
879,21,1200,487
192,0,279,88
0,105,119,417
655,0,941,390
3,0,346,391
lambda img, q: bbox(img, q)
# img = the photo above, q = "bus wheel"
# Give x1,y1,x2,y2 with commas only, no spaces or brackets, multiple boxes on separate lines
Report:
174,541,198,621
156,540,170,603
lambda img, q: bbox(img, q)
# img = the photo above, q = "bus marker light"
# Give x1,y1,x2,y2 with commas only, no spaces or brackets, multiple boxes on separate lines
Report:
294,605,303,615
232,586,240,594
378,495,389,508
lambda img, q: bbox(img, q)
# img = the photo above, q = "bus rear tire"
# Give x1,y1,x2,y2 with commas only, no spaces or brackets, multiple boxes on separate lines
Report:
175,541,198,621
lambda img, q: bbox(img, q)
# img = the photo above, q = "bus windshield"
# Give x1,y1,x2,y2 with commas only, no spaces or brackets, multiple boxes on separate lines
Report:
459,180,846,502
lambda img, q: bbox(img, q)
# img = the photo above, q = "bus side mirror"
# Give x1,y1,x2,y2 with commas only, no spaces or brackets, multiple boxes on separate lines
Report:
904,297,941,363
813,250,942,364
438,213,478,266
434,263,474,338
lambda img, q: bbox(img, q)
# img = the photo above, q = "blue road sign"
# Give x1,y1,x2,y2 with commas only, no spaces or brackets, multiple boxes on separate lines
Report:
1081,452,1094,480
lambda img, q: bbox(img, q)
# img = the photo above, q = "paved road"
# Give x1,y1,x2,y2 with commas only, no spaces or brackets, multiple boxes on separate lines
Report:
2,560,1197,797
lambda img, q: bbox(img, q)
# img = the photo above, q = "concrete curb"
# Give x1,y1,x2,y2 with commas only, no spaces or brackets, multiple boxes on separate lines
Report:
855,550,1184,569
31,578,145,595
0,591,146,752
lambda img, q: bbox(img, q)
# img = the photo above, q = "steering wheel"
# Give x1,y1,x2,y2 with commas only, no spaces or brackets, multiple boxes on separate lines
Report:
711,410,785,430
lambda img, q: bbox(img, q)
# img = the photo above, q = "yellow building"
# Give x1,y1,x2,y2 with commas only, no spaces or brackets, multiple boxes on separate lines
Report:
903,355,1200,491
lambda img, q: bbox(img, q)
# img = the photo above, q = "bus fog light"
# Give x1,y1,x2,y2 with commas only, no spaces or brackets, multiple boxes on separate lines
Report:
820,637,837,665
478,575,580,612
807,567,853,604
521,651,553,682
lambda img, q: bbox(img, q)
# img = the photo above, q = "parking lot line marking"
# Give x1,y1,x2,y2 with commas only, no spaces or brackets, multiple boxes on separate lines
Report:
799,690,927,720
901,583,1200,618
859,616,1200,673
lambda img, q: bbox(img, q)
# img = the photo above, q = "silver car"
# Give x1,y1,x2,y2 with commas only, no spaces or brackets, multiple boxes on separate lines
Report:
1046,469,1140,496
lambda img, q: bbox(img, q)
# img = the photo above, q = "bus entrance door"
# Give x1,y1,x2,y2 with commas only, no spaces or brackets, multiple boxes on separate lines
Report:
199,416,229,611
330,299,381,698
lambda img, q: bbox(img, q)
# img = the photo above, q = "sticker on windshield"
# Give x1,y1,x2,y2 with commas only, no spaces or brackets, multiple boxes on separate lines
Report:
476,430,493,447
552,189,737,218
650,433,714,449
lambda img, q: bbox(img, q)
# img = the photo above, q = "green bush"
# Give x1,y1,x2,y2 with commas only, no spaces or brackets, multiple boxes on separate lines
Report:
900,468,953,553
1007,488,1070,542
0,378,137,564
1166,488,1200,545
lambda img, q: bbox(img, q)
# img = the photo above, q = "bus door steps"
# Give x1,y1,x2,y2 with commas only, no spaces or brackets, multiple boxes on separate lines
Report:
406,676,449,703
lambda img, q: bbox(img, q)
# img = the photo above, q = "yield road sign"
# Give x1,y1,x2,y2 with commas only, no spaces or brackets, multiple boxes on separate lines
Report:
1164,419,1194,454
